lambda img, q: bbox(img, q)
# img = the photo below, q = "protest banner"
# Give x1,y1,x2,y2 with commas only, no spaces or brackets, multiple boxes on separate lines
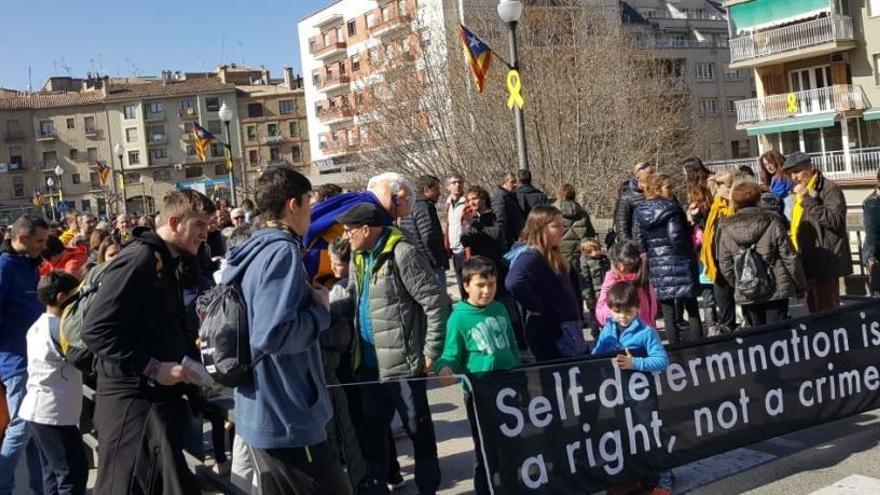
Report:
469,301,880,494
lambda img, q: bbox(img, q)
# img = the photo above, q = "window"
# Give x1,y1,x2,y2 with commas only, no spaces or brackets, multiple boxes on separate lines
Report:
397,0,407,16
39,120,54,137
724,66,742,80
289,121,299,137
126,127,138,142
366,12,375,28
66,118,75,129
123,104,137,119
97,198,107,216
72,173,81,185
248,150,259,165
153,169,172,181
247,125,257,141
214,164,227,176
381,6,390,21
291,145,301,162
148,125,166,143
210,142,224,157
128,150,140,165
347,20,357,36
727,99,738,114
248,103,264,118
69,149,79,160
148,101,164,114
270,147,281,160
279,100,294,114
149,148,168,160
89,172,100,189
87,147,98,162
185,144,196,156
369,48,381,66
354,91,365,105
699,98,719,115
267,123,278,137
42,151,57,167
180,97,196,111
312,70,321,86
183,122,195,134
207,120,222,135
185,166,203,178
124,172,141,184
10,146,23,164
84,116,96,132
695,62,716,81
871,0,880,16
205,97,220,112
12,176,23,198
351,54,361,72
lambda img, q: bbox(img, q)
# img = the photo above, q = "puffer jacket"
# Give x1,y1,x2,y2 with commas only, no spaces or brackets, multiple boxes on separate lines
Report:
794,172,852,279
862,189,880,261
716,207,806,305
351,227,451,380
515,184,549,218
634,198,699,301
613,178,644,242
492,186,525,249
399,195,448,270
555,200,596,264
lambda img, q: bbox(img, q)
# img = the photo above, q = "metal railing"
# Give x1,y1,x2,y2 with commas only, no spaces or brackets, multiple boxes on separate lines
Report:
706,147,880,180
370,14,411,35
310,39,346,57
639,10,725,21
318,75,351,90
735,85,866,125
730,15,854,64
317,106,354,122
637,38,728,49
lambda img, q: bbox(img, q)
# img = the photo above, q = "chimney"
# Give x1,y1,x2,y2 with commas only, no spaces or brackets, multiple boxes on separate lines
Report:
101,75,109,97
261,68,270,85
283,66,294,88
161,70,174,84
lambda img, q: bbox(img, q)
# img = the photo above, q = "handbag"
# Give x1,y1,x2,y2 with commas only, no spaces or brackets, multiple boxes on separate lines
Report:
556,320,589,357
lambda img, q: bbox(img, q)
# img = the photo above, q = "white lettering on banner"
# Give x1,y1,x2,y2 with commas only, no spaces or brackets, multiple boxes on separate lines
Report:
521,455,548,489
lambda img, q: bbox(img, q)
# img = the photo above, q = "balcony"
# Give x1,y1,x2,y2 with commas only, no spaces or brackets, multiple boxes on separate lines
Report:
320,139,358,158
318,75,351,93
41,160,58,171
370,14,411,37
84,127,102,138
178,108,198,119
735,85,866,127
707,147,880,181
318,106,355,125
262,135,285,144
36,130,56,142
310,39,347,61
729,15,856,68
267,159,287,168
145,110,166,122
147,134,168,145
148,157,170,166
5,162,26,172
639,10,725,21
637,38,728,49
3,131,24,142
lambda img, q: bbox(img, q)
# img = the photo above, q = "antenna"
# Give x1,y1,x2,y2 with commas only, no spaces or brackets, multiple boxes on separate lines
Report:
237,41,244,66
98,53,104,75
220,34,225,67
52,59,58,75
27,52,32,92
60,56,73,76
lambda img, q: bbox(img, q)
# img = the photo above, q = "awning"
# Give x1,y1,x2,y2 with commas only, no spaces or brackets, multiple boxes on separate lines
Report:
745,112,838,136
863,108,880,122
730,0,830,33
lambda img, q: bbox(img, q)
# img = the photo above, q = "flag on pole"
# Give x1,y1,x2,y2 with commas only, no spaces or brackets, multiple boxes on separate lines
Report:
32,190,43,208
192,123,216,162
96,160,111,185
459,24,493,93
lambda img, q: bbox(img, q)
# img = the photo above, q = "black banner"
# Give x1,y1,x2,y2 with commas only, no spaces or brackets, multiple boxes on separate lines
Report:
469,301,880,494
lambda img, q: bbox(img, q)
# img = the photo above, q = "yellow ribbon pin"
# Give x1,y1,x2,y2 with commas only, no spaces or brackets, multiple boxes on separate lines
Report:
786,93,798,114
506,69,524,110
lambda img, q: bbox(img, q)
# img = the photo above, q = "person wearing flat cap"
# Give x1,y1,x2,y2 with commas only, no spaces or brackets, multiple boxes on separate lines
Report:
785,151,851,312
339,202,450,494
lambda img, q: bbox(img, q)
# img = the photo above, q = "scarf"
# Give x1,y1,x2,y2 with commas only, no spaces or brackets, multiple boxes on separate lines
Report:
790,172,819,252
699,195,733,282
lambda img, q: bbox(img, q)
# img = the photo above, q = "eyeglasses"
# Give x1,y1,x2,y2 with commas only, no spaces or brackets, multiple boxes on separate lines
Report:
232,216,244,221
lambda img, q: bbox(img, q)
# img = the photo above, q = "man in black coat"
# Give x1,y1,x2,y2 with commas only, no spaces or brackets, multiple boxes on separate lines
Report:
491,172,525,249
613,161,655,242
514,169,548,219
400,174,448,285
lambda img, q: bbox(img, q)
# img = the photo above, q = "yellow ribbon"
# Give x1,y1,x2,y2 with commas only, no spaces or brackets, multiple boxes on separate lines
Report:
506,70,524,110
786,93,798,114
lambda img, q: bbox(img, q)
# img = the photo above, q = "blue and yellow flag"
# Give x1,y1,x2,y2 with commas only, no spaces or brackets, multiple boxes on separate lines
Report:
96,160,112,185
32,190,43,208
459,24,492,93
192,123,216,162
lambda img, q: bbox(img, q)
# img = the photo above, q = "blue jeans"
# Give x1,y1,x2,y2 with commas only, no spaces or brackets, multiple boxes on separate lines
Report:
0,372,44,495
433,267,447,289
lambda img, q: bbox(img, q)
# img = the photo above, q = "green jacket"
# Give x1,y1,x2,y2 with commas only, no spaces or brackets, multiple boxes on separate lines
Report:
555,200,596,264
351,227,451,380
436,300,520,376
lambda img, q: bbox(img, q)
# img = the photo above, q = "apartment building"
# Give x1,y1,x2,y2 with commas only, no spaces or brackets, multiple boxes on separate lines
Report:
623,0,756,159
711,0,880,192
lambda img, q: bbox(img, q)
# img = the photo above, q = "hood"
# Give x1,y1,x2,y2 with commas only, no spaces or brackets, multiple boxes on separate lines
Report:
556,200,584,220
634,198,679,228
724,208,774,246
224,228,298,282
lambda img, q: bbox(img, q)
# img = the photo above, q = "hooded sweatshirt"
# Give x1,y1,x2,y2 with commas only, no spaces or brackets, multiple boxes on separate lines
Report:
0,241,42,381
222,227,332,450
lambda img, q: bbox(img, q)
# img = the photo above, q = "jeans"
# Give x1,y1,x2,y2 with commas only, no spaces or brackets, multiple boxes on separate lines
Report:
28,423,87,495
742,299,789,327
0,372,43,495
433,268,447,289
451,251,467,300
699,285,717,330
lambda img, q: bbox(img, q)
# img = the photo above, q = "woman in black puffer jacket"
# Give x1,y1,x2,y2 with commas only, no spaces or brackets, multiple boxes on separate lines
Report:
634,173,703,344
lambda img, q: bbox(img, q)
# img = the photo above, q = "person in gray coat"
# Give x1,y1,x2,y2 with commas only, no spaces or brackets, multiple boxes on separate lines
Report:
717,180,806,326
340,203,451,495
399,175,448,286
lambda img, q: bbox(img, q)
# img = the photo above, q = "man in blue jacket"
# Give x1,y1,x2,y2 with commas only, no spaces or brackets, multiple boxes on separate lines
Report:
223,168,350,495
0,215,49,495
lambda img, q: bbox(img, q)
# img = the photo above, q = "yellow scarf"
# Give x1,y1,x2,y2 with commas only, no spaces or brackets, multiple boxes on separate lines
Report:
790,172,818,252
700,196,733,282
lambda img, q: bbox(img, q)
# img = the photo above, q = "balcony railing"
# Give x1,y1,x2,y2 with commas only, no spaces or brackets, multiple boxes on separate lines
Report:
178,108,197,119
267,159,287,168
41,160,58,170
84,127,101,137
730,15,854,65
707,147,880,180
262,135,285,144
318,106,355,123
145,111,166,122
320,139,358,157
147,135,168,145
36,130,56,141
3,131,25,142
637,38,728,49
318,75,351,91
639,10,725,21
370,14,411,37
310,39,347,60
735,85,866,126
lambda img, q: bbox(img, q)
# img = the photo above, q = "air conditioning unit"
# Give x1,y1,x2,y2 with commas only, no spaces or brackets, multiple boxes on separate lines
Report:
174,163,183,171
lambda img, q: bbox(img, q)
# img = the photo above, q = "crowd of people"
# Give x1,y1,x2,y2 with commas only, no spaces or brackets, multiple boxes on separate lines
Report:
0,149,864,495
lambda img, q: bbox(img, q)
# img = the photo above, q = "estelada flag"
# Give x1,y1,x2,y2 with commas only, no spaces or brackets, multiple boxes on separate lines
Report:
459,24,493,92
192,123,216,162
32,190,43,208
96,160,111,185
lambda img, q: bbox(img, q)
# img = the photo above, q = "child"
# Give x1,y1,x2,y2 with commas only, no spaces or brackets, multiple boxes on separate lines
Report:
438,256,521,495
592,281,672,495
596,241,658,328
18,270,88,494
579,238,611,330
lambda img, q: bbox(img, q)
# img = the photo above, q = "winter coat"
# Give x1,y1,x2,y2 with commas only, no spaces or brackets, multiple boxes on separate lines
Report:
634,198,699,301
400,196,448,270
595,271,658,328
716,207,806,305
613,178,645,242
505,247,581,361
793,172,852,279
492,186,525,249
579,254,611,302
555,200,596,265
460,207,507,287
515,184,549,218
591,316,668,373
862,189,880,262
351,227,451,380
0,241,43,381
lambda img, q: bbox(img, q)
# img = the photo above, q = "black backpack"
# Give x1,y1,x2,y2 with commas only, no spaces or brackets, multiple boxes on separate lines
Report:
198,281,262,388
733,224,775,302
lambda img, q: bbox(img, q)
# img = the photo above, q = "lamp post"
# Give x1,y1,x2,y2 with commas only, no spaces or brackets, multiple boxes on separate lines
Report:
218,101,237,206
114,142,127,215
46,177,57,222
54,164,65,217
498,0,529,172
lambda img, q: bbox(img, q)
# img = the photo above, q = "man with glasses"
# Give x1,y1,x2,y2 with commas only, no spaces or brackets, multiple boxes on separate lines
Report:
230,208,246,228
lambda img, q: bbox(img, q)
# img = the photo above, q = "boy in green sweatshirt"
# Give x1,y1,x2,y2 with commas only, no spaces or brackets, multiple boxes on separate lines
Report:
438,255,520,495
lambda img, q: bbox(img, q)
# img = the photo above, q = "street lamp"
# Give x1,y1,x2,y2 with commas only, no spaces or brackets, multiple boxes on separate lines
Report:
498,0,529,172
54,164,65,216
218,101,237,206
46,177,57,222
114,142,127,215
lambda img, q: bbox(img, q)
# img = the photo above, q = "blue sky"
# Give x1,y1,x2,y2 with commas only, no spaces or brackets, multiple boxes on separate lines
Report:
0,0,328,90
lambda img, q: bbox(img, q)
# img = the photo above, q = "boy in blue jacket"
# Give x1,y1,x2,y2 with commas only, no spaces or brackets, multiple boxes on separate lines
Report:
591,281,672,495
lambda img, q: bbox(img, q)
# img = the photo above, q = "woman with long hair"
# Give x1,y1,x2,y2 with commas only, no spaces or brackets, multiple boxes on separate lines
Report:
702,170,742,333
681,157,717,331
506,205,583,361
759,150,795,219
